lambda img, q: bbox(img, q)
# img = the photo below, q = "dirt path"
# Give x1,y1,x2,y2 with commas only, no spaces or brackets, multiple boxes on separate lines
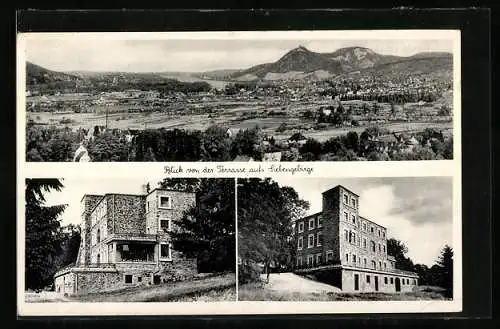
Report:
261,273,341,294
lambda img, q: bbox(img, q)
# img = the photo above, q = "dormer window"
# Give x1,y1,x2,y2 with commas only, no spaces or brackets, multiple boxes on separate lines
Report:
159,196,172,209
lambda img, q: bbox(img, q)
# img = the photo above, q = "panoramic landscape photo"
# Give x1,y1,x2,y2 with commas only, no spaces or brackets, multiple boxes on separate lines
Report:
23,32,455,162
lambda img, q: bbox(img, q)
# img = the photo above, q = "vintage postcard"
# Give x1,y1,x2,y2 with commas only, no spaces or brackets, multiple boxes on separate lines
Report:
17,30,462,316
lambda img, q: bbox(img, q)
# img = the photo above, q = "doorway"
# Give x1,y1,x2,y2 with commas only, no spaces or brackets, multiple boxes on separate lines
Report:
375,276,379,291
153,275,161,285
354,274,359,291
395,277,401,292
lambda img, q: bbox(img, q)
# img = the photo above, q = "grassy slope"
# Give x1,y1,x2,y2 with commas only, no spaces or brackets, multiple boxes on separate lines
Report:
238,282,450,301
70,273,236,302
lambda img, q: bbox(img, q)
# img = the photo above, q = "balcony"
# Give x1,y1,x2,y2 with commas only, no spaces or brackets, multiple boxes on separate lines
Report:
104,232,159,243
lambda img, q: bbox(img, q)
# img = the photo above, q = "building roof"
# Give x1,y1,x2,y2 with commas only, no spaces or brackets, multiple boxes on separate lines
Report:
321,185,360,197
359,216,387,230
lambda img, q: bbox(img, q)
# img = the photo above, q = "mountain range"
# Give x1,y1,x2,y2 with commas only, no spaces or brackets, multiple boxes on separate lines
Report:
26,46,453,86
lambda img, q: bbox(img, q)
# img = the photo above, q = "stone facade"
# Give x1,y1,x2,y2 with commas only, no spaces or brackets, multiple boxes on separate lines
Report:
55,188,198,295
295,185,419,293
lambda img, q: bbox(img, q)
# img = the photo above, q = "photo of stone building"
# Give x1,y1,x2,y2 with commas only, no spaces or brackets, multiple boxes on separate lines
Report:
294,185,419,293
54,187,198,295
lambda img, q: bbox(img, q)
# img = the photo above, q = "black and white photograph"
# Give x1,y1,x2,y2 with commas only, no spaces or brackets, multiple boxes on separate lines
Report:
237,177,456,301
23,177,236,303
21,30,458,162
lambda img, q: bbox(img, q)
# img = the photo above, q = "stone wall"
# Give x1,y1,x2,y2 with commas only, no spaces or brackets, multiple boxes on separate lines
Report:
75,271,123,294
54,272,76,295
80,195,104,265
109,194,147,234
145,189,196,235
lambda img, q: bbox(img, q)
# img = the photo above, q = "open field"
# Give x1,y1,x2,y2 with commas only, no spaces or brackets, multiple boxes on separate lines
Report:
27,108,452,142
25,272,236,303
238,282,450,301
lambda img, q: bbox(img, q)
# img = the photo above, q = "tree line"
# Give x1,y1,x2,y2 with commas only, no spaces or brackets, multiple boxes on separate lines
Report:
25,179,81,290
26,123,453,162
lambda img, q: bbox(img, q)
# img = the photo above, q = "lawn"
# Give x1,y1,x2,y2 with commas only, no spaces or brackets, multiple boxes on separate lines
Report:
238,282,450,301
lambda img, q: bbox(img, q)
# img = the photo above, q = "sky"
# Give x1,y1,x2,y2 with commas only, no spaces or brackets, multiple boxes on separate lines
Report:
24,35,454,73
272,176,454,266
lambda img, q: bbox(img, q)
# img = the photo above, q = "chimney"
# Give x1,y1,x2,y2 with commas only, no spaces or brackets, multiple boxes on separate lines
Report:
141,184,149,195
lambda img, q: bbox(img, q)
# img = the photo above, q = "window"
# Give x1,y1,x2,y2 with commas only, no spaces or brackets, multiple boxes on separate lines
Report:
378,229,381,237
370,226,374,234
351,214,356,224
146,201,149,212
364,258,367,267
384,262,387,270
352,254,356,263
125,275,133,284
383,245,386,253
344,212,349,221
307,255,314,266
371,241,376,252
344,230,349,241
308,234,314,248
159,219,171,233
379,261,382,269
384,277,388,284
138,276,142,283
366,275,371,283
297,257,303,267
160,243,171,260
348,231,353,243
363,222,367,231
316,232,323,246
97,228,101,243
402,279,405,285
298,221,304,233
96,254,100,264
352,198,356,208
382,231,386,238
390,277,394,284
326,251,333,262
378,243,381,253
371,260,376,269
363,238,367,249
345,253,349,262
316,254,322,264
344,194,348,204
308,218,315,230
317,216,323,228
297,237,303,250
413,279,417,285
159,196,172,209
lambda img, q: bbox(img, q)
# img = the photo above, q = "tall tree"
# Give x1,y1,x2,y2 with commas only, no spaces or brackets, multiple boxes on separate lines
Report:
25,179,67,289
238,178,309,284
436,245,454,298
160,178,235,273
387,238,415,272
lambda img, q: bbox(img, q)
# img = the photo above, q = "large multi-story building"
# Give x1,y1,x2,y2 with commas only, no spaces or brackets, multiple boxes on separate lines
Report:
294,185,419,293
54,186,198,295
